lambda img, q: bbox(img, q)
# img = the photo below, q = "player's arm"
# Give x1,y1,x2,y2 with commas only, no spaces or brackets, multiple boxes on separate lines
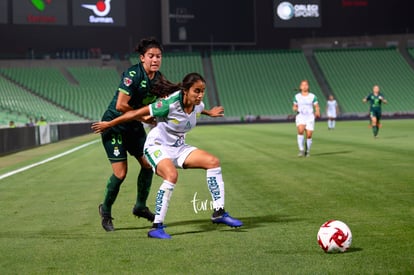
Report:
292,103,298,113
314,103,321,118
92,106,151,133
362,95,369,103
202,106,224,117
116,90,134,113
379,95,387,104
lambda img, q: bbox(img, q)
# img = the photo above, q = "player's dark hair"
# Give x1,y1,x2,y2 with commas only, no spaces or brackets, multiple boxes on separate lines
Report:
151,72,205,98
135,37,164,55
151,74,181,98
181,72,205,91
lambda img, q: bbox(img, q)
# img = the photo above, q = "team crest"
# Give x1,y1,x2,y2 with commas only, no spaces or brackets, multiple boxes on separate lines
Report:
123,77,133,87
113,147,120,157
154,150,162,158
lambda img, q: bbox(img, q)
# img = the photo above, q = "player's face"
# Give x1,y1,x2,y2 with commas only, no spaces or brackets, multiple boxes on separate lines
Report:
140,47,162,75
186,80,205,106
373,85,380,95
300,81,309,93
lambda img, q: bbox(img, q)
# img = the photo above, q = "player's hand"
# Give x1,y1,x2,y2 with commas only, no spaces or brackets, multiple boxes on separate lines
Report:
91,121,110,133
315,112,321,118
139,115,156,126
208,106,225,117
378,96,383,100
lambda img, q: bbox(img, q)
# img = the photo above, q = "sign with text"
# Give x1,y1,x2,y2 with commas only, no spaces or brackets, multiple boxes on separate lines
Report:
12,0,68,25
72,0,126,27
273,0,321,28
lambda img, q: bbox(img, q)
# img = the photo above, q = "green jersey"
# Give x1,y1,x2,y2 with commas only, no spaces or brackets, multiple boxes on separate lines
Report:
102,62,161,132
365,93,385,112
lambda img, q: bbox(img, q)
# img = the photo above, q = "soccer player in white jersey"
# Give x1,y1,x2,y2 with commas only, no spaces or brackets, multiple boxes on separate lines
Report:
326,95,339,130
292,80,320,157
92,73,243,239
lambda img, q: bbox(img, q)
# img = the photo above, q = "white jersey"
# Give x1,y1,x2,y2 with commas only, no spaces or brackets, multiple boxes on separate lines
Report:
326,100,337,117
147,90,204,147
293,92,318,116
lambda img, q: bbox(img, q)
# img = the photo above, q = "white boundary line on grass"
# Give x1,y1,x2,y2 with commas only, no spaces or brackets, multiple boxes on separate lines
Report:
0,139,100,181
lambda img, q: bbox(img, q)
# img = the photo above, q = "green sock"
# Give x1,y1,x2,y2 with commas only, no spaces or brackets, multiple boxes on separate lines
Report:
135,168,153,209
372,126,378,136
102,174,124,213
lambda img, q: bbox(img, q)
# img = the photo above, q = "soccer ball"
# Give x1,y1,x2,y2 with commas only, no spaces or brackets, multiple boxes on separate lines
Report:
317,220,352,253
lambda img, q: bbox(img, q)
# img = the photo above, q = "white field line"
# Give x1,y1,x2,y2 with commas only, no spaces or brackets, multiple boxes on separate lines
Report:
0,139,100,181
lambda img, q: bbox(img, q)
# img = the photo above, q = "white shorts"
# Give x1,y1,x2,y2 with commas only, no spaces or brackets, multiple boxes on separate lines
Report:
144,144,198,171
296,114,315,131
327,111,337,118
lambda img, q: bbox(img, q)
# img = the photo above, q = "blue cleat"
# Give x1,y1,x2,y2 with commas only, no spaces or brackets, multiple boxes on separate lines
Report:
211,212,243,228
148,224,171,239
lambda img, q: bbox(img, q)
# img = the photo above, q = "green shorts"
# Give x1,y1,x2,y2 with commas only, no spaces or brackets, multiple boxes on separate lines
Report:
369,109,382,120
101,124,147,163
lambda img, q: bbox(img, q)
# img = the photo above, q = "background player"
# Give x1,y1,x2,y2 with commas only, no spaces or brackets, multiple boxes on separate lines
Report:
326,95,339,130
363,85,388,138
92,72,243,239
293,80,320,157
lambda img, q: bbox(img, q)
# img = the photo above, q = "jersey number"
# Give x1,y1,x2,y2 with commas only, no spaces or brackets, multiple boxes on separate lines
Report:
111,134,122,145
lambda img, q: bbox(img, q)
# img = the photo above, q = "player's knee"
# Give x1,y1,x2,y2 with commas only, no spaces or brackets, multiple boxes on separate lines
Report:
164,171,178,183
114,171,127,180
207,155,220,169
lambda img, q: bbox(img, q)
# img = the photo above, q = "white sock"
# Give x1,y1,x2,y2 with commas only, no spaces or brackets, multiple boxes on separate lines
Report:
332,120,336,128
297,135,304,151
206,167,225,210
328,120,332,128
306,138,312,152
153,180,175,224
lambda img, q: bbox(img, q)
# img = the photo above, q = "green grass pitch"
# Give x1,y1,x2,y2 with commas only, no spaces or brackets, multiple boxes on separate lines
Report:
0,120,413,274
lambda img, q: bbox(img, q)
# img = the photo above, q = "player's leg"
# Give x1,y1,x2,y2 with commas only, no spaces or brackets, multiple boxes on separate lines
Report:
99,131,128,231
182,149,243,228
331,114,336,129
144,146,176,239
375,112,382,137
305,119,315,156
371,115,378,137
297,124,306,156
125,129,155,222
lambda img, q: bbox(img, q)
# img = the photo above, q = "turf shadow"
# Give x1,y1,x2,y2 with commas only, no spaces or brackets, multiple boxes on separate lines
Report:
115,214,300,233
309,150,353,157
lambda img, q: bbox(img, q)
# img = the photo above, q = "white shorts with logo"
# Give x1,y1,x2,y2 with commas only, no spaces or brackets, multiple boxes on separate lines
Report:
144,143,198,171
296,114,315,131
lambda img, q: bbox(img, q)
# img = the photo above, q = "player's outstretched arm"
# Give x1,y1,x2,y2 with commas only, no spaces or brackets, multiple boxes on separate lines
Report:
91,106,151,133
202,106,224,117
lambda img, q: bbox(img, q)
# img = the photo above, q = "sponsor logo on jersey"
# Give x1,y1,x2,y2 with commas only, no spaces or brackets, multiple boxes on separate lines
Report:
140,80,147,88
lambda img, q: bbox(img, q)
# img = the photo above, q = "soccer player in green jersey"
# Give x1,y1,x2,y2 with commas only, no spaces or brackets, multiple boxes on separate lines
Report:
92,73,243,239
97,38,173,232
363,85,387,138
